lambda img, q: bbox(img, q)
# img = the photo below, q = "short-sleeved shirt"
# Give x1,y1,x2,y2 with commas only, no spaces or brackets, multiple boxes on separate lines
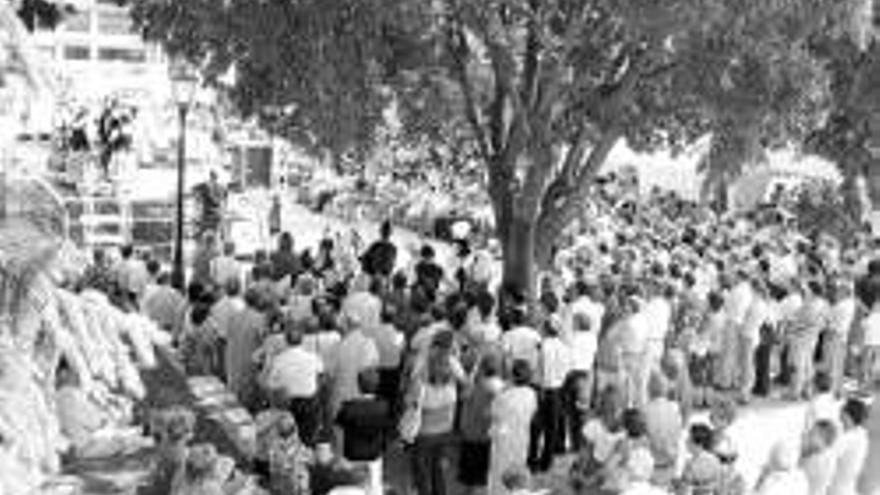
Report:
540,336,572,388
265,346,324,398
863,311,880,347
501,326,542,371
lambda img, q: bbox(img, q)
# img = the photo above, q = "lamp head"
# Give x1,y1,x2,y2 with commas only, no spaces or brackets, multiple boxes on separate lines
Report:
169,57,198,108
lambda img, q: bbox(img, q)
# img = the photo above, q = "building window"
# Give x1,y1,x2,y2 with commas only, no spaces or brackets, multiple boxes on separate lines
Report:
63,11,91,32
97,9,133,35
63,45,91,61
97,47,146,63
37,46,56,59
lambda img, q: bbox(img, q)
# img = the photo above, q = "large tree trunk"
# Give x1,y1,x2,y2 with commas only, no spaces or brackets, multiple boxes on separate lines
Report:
500,216,536,298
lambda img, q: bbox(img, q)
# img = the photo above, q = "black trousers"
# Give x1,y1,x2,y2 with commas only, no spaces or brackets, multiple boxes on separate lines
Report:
529,387,565,471
777,343,792,386
563,370,590,452
410,433,450,495
754,340,773,397
287,394,321,447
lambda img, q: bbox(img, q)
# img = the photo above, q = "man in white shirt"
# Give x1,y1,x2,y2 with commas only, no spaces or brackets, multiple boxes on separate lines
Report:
738,279,772,402
210,241,243,290
825,280,856,394
264,321,325,446
500,306,542,377
829,399,870,495
530,317,571,472
116,244,150,303
803,371,839,435
568,312,598,374
566,281,606,342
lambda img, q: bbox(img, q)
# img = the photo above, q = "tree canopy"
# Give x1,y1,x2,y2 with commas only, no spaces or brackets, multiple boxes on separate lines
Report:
13,0,74,31
804,32,880,217
130,0,861,293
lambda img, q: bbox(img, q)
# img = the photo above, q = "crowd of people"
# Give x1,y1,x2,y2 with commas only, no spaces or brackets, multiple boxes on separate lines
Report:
75,174,880,495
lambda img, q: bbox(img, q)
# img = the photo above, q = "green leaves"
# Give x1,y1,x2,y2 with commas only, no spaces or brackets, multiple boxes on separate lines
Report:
130,0,859,220
14,0,74,31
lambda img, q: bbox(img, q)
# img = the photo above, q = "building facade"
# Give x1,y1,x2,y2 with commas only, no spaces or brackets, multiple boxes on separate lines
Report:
29,0,170,105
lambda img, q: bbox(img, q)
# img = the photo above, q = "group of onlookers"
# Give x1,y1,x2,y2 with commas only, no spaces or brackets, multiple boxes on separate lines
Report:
75,173,880,495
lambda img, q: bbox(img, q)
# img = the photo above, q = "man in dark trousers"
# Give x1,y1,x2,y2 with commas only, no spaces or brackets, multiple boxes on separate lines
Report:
336,368,393,495
361,221,397,279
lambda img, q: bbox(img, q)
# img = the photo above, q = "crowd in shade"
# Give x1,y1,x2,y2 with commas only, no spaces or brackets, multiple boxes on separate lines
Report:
74,173,880,495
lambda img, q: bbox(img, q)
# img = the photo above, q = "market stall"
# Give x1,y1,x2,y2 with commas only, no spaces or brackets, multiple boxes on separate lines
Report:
0,220,171,494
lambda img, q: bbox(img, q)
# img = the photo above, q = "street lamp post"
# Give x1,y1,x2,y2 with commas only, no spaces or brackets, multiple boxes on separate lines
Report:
169,60,198,291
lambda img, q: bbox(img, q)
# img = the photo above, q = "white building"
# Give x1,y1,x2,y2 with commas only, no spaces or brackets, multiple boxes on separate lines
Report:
28,0,220,159
29,0,170,107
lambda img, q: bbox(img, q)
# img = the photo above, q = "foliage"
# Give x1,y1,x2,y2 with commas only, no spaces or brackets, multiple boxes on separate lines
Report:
804,29,880,216
793,179,860,242
129,0,858,291
13,0,73,31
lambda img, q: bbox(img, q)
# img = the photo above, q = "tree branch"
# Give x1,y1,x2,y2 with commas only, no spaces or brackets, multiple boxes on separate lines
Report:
521,0,541,110
445,8,493,163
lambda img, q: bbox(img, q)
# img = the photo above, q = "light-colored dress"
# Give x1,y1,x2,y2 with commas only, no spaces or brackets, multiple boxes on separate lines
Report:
487,385,537,495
